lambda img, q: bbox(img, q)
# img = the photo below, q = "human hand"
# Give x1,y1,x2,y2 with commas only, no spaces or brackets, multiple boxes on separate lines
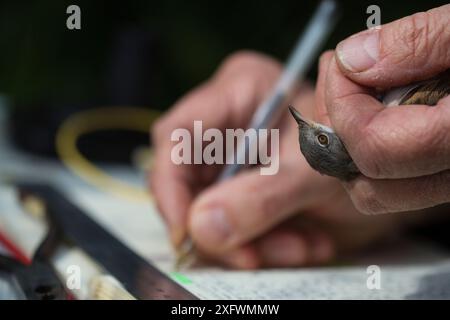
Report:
151,51,402,269
316,4,450,215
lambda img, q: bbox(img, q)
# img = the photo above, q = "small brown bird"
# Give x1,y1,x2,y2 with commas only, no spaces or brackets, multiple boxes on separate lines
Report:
289,70,450,181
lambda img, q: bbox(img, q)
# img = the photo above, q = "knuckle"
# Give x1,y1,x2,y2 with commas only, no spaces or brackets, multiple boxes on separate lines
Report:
217,50,281,82
222,51,260,67
379,109,445,176
427,6,450,69
215,51,281,116
319,50,334,68
221,50,271,71
353,126,385,178
150,117,168,142
407,12,430,58
383,10,449,69
355,107,449,179
383,12,430,66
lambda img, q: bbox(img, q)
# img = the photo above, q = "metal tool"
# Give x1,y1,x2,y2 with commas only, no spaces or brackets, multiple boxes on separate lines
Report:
0,210,67,300
16,182,197,300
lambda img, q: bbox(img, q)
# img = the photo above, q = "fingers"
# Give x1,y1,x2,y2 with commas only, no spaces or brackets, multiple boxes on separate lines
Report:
207,226,335,269
150,147,195,246
185,84,339,257
323,4,450,214
187,161,327,255
256,227,334,267
182,82,338,263
335,4,450,88
315,50,334,125
208,244,261,270
344,170,450,215
153,51,282,137
325,57,450,179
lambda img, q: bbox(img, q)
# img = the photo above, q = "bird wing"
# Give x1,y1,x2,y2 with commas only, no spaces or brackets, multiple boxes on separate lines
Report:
382,83,422,107
383,70,450,107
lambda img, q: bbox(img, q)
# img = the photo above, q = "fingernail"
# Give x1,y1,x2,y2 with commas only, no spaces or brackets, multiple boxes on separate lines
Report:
336,29,380,72
190,207,232,246
169,226,186,248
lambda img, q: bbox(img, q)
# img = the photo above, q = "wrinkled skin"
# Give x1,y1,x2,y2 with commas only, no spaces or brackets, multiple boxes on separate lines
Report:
316,4,450,215
151,52,416,269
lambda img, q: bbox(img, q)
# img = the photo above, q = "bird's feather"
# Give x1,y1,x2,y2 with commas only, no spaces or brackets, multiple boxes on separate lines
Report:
383,70,450,107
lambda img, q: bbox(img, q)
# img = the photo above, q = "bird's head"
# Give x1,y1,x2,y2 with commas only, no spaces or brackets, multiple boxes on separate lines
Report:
288,105,359,181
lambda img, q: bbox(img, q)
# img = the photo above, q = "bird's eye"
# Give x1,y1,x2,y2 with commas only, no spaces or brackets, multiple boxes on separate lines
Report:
317,133,329,147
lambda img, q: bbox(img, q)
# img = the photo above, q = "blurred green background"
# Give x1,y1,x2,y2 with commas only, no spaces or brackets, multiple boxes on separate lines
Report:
0,0,448,159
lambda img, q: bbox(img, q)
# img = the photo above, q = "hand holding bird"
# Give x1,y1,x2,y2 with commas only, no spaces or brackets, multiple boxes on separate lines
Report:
295,4,450,215
289,69,450,180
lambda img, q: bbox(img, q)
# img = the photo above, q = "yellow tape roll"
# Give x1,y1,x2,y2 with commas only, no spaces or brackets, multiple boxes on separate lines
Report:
55,107,160,202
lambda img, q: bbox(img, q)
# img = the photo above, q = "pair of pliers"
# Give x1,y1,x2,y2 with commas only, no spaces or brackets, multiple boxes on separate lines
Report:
0,192,67,300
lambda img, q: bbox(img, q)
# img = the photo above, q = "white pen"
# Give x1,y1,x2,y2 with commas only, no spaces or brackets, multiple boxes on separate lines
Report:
176,0,341,268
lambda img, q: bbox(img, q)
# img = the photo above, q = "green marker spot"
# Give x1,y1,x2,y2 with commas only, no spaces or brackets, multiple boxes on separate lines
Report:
170,272,193,285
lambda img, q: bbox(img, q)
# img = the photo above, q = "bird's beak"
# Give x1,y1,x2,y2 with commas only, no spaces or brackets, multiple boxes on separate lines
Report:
288,105,311,126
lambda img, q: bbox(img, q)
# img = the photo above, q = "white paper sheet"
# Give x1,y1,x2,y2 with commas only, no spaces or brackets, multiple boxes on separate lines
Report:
1,109,450,299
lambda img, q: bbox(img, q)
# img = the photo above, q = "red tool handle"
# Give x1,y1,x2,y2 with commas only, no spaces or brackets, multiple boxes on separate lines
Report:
0,229,31,265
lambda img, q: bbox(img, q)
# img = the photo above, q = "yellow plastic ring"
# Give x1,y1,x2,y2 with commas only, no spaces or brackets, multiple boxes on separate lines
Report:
55,107,160,202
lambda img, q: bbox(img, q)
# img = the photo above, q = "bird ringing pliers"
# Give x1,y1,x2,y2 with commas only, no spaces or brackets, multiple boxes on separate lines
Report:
0,190,68,300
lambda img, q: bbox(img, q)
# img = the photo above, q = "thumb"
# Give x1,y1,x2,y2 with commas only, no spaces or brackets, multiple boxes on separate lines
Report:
187,165,320,254
335,4,450,88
